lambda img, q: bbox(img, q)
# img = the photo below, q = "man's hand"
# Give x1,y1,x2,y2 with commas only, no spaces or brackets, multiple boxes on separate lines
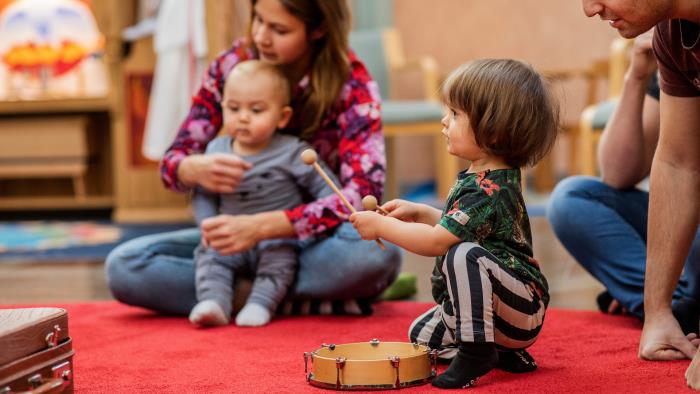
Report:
349,211,384,240
179,154,252,193
200,214,261,255
639,311,698,360
627,29,657,81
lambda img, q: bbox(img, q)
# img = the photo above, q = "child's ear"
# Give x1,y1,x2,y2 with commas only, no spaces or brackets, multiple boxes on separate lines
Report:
277,106,293,129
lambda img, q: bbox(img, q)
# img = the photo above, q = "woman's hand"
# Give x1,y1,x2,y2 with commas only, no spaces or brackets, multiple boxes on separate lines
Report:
200,214,261,255
178,154,253,193
349,211,384,240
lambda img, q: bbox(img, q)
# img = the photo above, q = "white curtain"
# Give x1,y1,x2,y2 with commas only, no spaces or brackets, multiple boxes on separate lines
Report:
142,0,208,161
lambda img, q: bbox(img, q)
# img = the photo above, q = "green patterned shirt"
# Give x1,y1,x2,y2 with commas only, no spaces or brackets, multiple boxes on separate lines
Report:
431,168,549,305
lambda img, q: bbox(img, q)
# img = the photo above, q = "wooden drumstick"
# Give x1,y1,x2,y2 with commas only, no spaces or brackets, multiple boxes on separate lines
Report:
301,149,386,250
361,195,390,215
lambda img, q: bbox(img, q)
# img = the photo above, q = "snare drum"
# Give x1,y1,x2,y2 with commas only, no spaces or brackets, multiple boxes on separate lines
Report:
304,339,437,390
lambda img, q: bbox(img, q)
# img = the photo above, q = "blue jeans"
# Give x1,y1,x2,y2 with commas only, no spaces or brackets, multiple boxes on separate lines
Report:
105,223,402,315
547,176,700,319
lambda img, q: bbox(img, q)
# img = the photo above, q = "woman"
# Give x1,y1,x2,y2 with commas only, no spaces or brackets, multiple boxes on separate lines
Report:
105,0,401,315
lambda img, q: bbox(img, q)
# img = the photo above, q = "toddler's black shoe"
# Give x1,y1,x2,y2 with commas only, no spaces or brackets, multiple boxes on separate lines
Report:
432,342,498,389
496,349,537,373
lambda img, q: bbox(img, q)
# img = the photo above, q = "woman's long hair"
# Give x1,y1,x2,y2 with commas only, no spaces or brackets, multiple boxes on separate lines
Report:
248,0,351,139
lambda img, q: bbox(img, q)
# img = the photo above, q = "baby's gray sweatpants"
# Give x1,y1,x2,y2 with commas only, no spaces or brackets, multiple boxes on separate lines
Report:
194,240,297,318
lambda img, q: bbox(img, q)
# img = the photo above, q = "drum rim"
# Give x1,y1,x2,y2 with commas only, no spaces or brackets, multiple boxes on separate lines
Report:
310,341,430,362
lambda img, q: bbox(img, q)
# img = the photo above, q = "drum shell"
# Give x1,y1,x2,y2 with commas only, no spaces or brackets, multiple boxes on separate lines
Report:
308,342,433,389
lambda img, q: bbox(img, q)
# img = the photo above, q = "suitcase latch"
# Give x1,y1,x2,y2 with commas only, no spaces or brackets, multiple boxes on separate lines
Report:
22,361,72,391
45,324,61,347
52,361,72,384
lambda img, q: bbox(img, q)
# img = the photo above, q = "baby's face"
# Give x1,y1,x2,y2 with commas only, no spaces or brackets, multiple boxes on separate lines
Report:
221,71,289,150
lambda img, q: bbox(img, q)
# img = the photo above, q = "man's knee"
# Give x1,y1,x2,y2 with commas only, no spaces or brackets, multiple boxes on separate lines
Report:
548,176,598,212
547,176,604,232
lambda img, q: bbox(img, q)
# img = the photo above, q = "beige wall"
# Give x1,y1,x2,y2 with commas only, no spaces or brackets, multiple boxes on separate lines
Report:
395,1,618,72
393,0,619,120
389,1,622,188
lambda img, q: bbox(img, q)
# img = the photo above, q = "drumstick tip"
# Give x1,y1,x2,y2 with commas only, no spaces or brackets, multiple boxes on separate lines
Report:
362,195,378,211
301,149,318,165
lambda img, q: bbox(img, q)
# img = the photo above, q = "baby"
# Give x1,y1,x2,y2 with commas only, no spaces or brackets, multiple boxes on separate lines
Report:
189,60,335,327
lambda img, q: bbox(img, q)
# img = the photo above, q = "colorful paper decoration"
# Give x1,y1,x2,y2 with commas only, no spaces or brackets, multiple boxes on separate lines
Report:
0,0,107,99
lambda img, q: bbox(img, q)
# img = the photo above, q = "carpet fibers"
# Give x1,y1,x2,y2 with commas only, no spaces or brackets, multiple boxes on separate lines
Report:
20,301,694,393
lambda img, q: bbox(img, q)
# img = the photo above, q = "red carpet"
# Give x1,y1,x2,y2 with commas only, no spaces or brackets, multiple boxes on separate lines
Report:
14,301,695,393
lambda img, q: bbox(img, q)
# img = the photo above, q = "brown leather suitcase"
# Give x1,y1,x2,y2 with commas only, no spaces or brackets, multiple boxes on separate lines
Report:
0,308,74,393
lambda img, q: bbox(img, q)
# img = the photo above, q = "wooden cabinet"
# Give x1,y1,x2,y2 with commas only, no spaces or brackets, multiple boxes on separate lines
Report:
0,0,243,221
0,116,90,192
0,100,113,210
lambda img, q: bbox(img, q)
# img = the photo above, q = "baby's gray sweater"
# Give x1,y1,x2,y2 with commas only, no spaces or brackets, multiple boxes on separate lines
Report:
192,134,335,224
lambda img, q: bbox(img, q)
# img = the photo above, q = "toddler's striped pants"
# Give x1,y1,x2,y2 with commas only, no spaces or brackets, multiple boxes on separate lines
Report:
409,242,547,357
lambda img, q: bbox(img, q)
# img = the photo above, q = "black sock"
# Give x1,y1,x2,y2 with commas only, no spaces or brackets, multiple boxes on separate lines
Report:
496,349,537,373
672,297,700,335
596,291,614,313
432,342,498,389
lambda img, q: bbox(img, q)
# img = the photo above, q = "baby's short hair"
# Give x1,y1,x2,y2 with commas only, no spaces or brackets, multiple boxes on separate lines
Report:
441,59,559,168
225,60,291,105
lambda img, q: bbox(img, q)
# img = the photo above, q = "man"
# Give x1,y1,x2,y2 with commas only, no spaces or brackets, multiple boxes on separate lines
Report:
548,31,700,327
581,0,700,389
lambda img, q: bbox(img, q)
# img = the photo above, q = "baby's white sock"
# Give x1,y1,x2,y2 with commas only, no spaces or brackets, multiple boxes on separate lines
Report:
235,303,272,327
189,300,230,327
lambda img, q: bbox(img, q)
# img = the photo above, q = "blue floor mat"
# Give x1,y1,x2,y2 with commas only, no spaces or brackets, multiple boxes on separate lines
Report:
0,221,194,262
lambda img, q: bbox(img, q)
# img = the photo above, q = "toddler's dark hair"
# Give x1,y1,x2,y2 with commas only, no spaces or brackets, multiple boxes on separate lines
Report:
441,59,559,168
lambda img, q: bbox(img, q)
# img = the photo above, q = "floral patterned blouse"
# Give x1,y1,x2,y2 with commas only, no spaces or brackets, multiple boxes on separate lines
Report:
160,38,386,239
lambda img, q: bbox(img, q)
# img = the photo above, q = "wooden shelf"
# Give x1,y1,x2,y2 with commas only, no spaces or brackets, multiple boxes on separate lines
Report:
0,97,111,115
113,207,193,223
0,196,114,210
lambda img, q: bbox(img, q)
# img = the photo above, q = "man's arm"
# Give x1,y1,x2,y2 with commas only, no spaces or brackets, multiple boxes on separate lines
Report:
598,85,659,188
598,31,660,188
640,93,700,360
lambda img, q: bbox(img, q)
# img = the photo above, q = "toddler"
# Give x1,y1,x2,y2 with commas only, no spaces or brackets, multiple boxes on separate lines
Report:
350,59,559,388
